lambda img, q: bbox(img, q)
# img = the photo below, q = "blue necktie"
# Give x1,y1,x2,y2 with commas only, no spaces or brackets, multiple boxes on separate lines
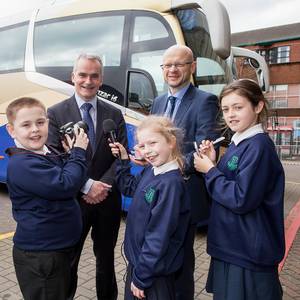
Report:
168,96,177,118
81,103,96,151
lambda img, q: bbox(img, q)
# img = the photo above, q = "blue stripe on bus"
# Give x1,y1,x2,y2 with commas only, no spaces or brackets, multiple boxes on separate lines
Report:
0,125,14,183
123,123,143,211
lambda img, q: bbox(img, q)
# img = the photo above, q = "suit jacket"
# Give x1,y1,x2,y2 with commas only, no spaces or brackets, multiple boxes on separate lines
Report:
47,95,128,209
151,84,219,224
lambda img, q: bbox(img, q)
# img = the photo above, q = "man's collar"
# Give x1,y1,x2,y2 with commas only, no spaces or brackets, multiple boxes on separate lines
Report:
75,93,97,109
231,124,264,146
153,160,179,176
168,83,190,100
14,139,50,155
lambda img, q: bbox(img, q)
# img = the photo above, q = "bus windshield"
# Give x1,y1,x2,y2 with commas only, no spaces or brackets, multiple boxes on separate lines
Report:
176,8,231,96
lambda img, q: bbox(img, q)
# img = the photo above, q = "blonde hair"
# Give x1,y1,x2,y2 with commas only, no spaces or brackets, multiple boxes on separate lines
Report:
6,97,46,124
136,115,184,171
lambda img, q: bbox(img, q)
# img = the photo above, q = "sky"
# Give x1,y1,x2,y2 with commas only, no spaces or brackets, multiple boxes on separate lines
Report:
220,0,300,32
1,0,300,33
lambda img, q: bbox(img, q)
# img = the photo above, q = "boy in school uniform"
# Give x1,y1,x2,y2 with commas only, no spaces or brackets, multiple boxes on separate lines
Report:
5,97,88,300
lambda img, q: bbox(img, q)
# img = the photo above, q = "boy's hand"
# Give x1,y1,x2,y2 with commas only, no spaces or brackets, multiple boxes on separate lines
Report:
131,282,145,299
74,128,89,150
62,134,75,152
193,152,215,173
109,142,128,160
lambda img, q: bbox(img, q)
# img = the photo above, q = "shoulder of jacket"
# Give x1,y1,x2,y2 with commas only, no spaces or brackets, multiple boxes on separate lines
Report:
97,99,122,115
48,96,73,111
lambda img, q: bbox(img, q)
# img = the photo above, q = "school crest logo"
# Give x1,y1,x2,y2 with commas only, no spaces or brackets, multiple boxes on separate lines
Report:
227,155,239,171
144,187,156,204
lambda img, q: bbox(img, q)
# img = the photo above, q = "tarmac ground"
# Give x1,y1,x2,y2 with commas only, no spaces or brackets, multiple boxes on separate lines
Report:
0,162,300,300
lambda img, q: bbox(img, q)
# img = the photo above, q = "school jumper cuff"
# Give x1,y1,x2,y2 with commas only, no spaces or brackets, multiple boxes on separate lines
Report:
71,147,86,158
132,268,151,290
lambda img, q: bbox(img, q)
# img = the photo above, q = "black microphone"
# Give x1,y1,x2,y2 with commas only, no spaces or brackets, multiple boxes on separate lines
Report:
103,119,117,143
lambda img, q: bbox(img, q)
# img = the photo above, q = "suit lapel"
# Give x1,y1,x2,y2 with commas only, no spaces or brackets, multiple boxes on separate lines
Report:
94,99,105,156
174,84,194,126
68,96,82,123
158,95,169,115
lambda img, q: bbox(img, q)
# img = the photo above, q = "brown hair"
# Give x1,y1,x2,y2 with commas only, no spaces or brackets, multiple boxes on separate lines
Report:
219,79,269,129
6,97,46,124
136,115,184,172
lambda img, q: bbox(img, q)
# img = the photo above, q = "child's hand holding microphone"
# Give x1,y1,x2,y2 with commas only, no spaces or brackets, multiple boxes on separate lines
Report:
109,142,129,160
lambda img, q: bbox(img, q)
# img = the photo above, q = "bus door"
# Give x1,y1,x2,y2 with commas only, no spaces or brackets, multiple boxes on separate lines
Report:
124,10,177,115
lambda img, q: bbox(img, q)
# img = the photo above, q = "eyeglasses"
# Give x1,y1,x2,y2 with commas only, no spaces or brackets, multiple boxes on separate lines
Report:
160,61,193,70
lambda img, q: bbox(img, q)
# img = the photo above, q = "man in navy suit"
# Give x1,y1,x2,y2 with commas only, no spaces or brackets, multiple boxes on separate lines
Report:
47,54,127,300
151,45,219,300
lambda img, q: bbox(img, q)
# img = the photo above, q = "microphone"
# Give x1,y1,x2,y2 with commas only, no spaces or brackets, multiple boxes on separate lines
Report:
103,119,119,158
103,119,117,143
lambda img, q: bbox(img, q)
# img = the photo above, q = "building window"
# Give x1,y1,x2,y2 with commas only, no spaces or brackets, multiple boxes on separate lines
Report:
269,99,288,108
257,46,290,64
294,119,300,129
270,84,288,92
277,46,290,63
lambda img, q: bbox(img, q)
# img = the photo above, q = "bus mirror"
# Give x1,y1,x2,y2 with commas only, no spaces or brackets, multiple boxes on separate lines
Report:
171,0,231,59
248,58,259,69
230,46,270,92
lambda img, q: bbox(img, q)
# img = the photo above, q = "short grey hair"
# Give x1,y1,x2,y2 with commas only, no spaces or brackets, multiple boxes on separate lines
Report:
73,53,103,75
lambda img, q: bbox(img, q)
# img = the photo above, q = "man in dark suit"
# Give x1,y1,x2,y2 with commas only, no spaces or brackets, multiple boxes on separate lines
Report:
47,54,127,300
151,45,219,300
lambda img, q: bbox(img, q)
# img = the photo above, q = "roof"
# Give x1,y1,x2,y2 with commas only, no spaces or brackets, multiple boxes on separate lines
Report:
232,23,300,47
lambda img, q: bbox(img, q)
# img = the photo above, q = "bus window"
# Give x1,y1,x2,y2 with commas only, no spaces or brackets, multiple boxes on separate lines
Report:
131,50,166,96
0,23,28,72
176,9,231,95
34,14,124,68
34,12,127,105
129,12,176,98
133,16,169,42
196,57,226,95
127,71,156,115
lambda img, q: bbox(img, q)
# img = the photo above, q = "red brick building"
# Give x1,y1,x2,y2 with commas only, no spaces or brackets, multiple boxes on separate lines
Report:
232,23,300,158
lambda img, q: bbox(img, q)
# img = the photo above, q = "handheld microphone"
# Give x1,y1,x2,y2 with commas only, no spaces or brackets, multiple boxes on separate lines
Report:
103,119,120,158
103,119,117,143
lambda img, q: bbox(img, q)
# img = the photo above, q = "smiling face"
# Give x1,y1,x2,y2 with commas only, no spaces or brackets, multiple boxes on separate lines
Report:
6,106,48,152
162,46,196,94
72,57,103,101
221,92,264,134
136,127,175,167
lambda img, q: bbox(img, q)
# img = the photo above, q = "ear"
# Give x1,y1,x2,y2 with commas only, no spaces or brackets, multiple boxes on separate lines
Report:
71,72,75,84
191,61,196,74
255,100,264,114
6,123,15,138
169,135,176,149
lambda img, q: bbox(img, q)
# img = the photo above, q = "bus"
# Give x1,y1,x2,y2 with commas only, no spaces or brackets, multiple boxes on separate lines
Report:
0,0,269,209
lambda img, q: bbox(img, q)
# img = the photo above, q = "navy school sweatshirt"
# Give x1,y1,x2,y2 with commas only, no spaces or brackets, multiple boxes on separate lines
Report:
204,133,285,271
6,146,87,251
116,160,191,289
